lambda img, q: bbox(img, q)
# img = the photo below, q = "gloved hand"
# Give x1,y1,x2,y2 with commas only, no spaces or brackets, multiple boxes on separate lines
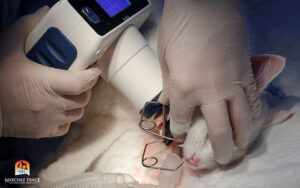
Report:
158,0,261,164
0,7,100,138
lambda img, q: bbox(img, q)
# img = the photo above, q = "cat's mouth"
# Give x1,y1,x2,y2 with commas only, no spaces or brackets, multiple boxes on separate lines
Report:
140,104,185,172
154,113,185,158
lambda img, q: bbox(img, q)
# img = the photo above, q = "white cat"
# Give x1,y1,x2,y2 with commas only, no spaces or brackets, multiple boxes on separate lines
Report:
38,53,293,188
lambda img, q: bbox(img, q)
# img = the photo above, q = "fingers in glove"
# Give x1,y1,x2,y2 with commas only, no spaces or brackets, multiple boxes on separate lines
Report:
63,108,85,123
53,107,85,127
47,67,100,95
59,89,92,111
244,76,262,120
158,77,170,105
157,57,171,105
157,21,171,105
169,96,194,138
52,123,71,137
201,101,233,165
229,87,252,149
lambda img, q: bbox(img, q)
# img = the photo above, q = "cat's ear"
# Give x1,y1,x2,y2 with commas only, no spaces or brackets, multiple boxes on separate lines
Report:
263,109,294,129
250,54,286,92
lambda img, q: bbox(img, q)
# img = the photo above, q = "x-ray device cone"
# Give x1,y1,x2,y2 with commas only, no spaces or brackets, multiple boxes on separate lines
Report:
25,0,151,70
102,26,163,118
103,26,180,149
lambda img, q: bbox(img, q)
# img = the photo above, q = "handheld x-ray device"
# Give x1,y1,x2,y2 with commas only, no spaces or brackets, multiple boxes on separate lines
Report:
25,0,151,70
25,0,165,136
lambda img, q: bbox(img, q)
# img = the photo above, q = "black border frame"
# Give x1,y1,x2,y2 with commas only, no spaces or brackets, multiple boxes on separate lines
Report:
69,0,149,36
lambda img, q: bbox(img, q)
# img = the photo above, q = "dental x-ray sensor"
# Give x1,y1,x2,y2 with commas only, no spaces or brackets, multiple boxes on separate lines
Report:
25,0,151,70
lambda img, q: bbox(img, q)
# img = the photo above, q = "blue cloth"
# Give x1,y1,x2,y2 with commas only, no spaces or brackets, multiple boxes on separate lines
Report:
0,0,20,31
17,0,58,16
0,0,58,31
240,0,300,96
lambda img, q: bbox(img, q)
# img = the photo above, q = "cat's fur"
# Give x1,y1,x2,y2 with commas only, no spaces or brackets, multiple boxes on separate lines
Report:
39,79,178,185
38,54,293,187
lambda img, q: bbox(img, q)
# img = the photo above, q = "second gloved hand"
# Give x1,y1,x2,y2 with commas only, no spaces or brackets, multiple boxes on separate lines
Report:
158,0,261,164
0,7,100,138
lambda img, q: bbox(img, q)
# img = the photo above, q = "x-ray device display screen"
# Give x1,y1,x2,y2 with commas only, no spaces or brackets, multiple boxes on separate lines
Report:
96,0,132,17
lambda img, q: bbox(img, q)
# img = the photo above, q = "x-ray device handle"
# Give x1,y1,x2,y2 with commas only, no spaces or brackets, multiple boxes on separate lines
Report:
25,0,151,70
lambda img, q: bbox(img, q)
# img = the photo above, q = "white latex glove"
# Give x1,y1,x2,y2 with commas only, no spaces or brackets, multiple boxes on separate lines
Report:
158,0,261,164
0,7,100,138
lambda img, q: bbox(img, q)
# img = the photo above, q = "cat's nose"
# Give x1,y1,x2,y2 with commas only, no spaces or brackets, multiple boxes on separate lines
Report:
186,153,200,167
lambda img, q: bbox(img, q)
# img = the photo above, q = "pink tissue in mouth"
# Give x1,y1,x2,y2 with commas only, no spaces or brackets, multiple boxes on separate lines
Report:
154,113,184,158
154,112,170,131
186,153,200,167
154,114,164,131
